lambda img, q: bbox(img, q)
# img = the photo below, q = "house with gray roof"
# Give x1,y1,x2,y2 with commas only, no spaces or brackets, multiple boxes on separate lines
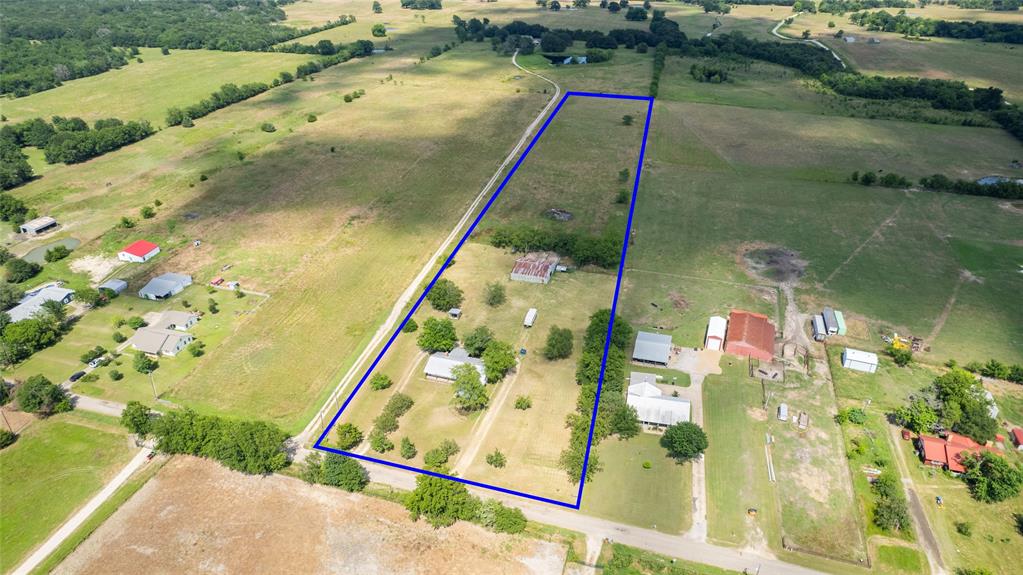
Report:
7,286,74,322
129,327,194,356
424,347,486,382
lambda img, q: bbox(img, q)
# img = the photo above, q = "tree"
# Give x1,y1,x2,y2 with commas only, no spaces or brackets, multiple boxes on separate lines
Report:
661,422,708,462
885,344,913,367
894,398,938,434
133,351,158,374
463,325,494,357
16,374,71,415
402,318,418,333
400,437,417,459
300,451,323,483
0,429,16,449
549,0,561,10
405,473,479,528
933,368,997,444
452,363,489,412
372,24,387,37
477,499,527,533
140,205,156,219
540,31,572,53
609,404,640,439
120,400,153,437
426,278,463,311
373,1,383,12
482,340,516,383
486,449,507,468
0,284,23,310
40,299,67,323
961,452,1023,503
622,114,634,126
625,6,648,20
559,440,601,483
543,326,574,360
5,258,42,283
335,423,364,449
484,282,506,307
369,430,394,453
44,244,71,262
319,453,369,492
573,0,590,7
423,439,460,469
369,373,393,390
514,395,532,410
417,317,457,352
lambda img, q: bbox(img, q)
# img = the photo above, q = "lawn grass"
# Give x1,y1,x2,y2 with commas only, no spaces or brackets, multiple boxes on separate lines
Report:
0,411,133,573
827,345,938,413
874,544,925,575
27,455,167,575
581,433,692,534
0,48,313,126
597,541,742,575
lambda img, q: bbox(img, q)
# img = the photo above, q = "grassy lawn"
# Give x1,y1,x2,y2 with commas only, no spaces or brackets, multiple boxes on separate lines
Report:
1,48,313,126
827,346,939,413
874,544,926,575
597,542,741,575
0,411,134,573
581,433,692,534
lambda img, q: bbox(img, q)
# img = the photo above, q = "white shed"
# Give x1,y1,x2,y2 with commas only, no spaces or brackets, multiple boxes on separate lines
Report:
841,348,878,373
523,308,538,328
705,316,727,351
19,216,58,235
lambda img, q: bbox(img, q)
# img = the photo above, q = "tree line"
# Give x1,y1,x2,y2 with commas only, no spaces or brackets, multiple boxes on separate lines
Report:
849,10,1023,44
487,225,622,269
1,0,360,96
816,0,913,14
2,116,154,166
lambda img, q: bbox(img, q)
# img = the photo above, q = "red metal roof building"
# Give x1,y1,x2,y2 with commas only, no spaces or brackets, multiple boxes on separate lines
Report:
917,433,999,474
118,240,160,263
724,310,776,362
1012,428,1023,450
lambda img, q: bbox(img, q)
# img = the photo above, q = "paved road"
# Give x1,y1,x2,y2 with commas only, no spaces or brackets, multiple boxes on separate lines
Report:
358,457,825,575
12,447,153,575
295,50,562,447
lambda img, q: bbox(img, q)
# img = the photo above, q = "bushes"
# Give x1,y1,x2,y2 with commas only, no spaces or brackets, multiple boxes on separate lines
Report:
476,499,526,533
152,409,289,474
5,258,41,283
484,282,506,307
872,469,911,532
426,278,463,311
369,373,393,390
319,453,369,491
0,429,16,449
401,437,417,459
15,374,72,416
514,395,532,410
372,24,387,37
649,42,667,97
489,224,622,269
543,326,574,360
335,423,364,449
423,439,460,469
486,449,507,468
43,245,71,262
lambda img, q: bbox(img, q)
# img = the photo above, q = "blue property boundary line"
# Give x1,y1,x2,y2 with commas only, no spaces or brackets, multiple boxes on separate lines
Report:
314,91,655,510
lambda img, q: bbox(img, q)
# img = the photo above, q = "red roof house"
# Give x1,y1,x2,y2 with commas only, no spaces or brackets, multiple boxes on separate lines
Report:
1012,428,1023,450
118,240,160,263
917,433,999,474
724,310,776,362
918,435,948,468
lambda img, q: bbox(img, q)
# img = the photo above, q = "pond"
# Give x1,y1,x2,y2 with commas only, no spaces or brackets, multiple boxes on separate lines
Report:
22,237,81,264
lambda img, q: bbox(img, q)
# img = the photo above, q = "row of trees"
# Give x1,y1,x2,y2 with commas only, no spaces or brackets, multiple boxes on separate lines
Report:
919,173,1023,200
821,73,1006,112
849,10,1023,44
816,0,913,14
952,357,1023,384
369,392,415,453
488,225,622,269
1,116,154,166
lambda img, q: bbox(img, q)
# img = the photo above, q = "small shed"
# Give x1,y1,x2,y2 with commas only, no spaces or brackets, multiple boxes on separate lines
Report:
448,308,462,319
705,316,727,351
777,403,789,421
811,315,827,342
523,308,538,328
822,307,839,335
798,411,810,430
98,278,128,295
842,348,878,373
632,331,672,365
19,216,58,236
834,310,847,336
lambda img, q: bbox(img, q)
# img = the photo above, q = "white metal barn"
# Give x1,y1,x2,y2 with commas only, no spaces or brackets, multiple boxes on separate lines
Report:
841,348,878,373
705,316,727,351
632,331,672,365
424,347,486,382
523,308,538,328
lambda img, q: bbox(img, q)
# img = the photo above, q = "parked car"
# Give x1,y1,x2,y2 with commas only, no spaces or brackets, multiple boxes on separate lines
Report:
69,371,86,382
210,277,224,286
88,356,106,368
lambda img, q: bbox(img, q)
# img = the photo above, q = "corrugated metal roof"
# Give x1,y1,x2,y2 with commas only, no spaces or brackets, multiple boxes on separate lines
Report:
424,348,486,381
843,348,877,365
632,331,672,364
627,382,690,426
8,287,74,322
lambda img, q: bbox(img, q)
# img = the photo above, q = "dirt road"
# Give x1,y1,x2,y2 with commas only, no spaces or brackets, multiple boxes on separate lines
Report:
887,425,948,575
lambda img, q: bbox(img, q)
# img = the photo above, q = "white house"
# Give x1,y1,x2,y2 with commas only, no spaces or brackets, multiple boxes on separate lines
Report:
841,348,878,373
705,316,727,351
19,216,58,236
129,328,194,356
7,286,75,322
626,379,691,427
424,347,486,382
138,273,192,300
152,310,200,331
632,331,672,365
523,308,538,328
118,240,160,263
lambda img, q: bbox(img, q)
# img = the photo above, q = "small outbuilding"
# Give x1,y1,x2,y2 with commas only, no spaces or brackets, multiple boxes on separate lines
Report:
841,348,878,373
523,308,538,328
705,316,727,351
98,279,128,295
448,308,462,319
811,315,827,342
424,347,486,382
777,403,789,421
1012,428,1023,451
632,331,672,366
118,240,160,263
138,272,192,300
19,216,59,236
724,310,775,362
822,307,840,335
510,252,560,285
834,310,847,336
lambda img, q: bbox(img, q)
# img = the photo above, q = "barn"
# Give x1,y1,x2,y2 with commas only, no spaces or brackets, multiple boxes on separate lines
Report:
509,252,560,284
19,216,59,236
724,310,775,362
705,316,727,351
118,240,160,263
138,273,192,300
632,331,672,365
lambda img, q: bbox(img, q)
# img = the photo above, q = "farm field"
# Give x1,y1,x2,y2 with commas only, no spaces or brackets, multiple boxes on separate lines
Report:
0,48,313,126
580,433,692,534
51,456,568,574
0,412,134,573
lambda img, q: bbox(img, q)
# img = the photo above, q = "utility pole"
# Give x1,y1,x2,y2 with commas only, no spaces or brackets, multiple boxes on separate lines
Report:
149,370,158,401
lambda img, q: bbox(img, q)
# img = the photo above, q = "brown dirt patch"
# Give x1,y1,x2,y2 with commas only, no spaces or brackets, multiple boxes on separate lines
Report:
741,245,807,284
668,291,689,311
998,200,1023,216
54,457,566,575
69,255,123,284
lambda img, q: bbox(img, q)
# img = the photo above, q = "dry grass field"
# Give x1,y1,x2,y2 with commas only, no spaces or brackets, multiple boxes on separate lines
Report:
52,456,567,574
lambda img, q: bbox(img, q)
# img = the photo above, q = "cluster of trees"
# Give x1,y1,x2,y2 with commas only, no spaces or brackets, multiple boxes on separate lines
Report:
404,472,526,531
1,141,34,190
559,310,639,483
1,116,154,166
369,393,415,452
950,0,1020,10
849,10,1023,44
849,170,911,189
919,173,1023,200
12,374,73,416
816,0,913,14
1,294,67,366
401,0,443,8
300,451,369,492
137,406,290,474
894,368,998,444
871,470,912,532
543,326,574,360
821,73,1004,112
690,63,729,83
488,225,622,269
953,357,1023,384
961,451,1023,503
1,0,361,96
